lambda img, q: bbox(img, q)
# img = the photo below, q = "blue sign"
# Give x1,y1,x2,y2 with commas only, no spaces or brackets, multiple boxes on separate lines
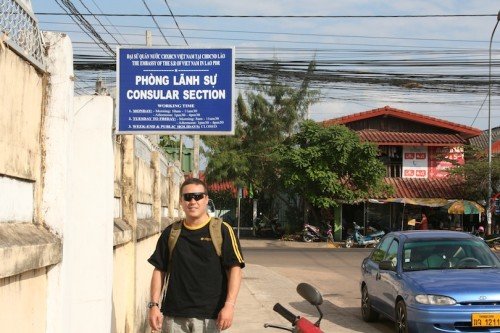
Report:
116,47,234,134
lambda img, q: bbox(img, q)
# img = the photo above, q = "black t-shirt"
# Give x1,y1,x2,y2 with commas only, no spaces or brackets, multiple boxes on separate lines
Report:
148,219,245,319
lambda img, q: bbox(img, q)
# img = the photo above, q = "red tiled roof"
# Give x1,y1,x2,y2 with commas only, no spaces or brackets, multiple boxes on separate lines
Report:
189,172,248,197
381,177,463,199
358,130,466,146
469,126,500,148
493,141,500,154
321,106,482,138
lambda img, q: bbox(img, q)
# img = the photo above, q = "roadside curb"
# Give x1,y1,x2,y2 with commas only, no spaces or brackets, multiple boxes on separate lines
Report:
239,238,344,249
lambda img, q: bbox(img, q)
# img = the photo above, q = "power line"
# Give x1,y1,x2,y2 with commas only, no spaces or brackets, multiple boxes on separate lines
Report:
55,0,115,56
163,0,188,46
36,12,497,18
89,0,129,45
38,20,492,44
141,0,170,45
53,0,114,56
77,0,121,45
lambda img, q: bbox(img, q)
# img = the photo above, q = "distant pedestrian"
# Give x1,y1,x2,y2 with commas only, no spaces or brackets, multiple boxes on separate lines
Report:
416,213,428,230
148,178,245,332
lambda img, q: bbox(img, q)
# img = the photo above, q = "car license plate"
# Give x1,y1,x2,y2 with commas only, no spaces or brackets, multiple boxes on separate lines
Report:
472,313,500,327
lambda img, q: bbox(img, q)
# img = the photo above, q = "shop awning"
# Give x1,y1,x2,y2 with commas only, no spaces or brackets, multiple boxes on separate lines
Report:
369,198,449,207
446,200,484,214
382,177,463,199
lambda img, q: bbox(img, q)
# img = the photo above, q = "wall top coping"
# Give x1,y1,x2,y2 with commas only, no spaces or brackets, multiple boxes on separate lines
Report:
0,222,62,278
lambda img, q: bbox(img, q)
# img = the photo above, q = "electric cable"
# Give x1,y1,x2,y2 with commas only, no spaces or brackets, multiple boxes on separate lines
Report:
141,0,170,45
163,0,188,45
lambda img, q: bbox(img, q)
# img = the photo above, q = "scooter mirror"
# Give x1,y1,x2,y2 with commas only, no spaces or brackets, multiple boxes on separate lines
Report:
296,283,323,306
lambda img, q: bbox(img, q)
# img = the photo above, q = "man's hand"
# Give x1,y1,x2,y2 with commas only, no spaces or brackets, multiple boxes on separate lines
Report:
148,306,163,331
217,303,235,330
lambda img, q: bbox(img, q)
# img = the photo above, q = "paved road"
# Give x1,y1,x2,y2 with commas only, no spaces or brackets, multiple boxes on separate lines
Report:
232,238,500,333
232,239,395,333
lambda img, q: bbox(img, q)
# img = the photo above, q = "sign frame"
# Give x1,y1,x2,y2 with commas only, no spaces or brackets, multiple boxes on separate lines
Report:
116,46,235,135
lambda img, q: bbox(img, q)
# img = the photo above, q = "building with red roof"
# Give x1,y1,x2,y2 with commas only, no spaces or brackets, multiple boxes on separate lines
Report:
320,106,484,235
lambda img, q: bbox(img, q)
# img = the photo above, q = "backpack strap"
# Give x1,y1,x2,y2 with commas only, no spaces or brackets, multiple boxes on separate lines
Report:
168,218,223,259
168,220,183,263
209,217,223,257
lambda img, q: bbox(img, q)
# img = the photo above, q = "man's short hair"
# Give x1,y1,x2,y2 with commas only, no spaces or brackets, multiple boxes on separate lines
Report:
180,178,208,194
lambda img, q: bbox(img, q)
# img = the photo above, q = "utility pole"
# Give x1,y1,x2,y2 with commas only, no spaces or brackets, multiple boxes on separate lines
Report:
487,11,500,234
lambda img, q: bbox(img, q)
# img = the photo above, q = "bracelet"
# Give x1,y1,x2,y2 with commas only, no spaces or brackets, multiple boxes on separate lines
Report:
225,301,235,307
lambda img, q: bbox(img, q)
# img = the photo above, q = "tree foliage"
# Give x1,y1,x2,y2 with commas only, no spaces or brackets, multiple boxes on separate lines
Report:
447,145,500,201
202,61,320,197
276,120,392,209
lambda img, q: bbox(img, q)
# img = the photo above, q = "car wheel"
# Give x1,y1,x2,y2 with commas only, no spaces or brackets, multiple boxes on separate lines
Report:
302,234,314,242
361,285,379,322
395,300,409,333
345,238,354,248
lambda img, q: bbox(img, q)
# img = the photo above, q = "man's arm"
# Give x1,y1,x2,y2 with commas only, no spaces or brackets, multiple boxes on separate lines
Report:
148,268,165,331
217,265,242,331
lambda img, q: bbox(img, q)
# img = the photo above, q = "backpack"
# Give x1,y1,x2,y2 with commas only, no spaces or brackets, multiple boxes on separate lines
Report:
167,217,223,262
161,218,225,303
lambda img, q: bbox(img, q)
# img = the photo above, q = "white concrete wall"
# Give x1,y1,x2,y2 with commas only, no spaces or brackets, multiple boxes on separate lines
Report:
42,32,74,333
65,95,114,332
43,32,114,333
0,268,48,333
0,176,34,222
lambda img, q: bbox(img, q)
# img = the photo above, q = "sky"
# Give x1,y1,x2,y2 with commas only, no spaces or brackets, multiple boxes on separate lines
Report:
29,0,500,131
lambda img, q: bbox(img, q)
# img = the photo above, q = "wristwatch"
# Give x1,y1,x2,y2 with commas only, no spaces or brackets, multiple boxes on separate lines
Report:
147,301,159,309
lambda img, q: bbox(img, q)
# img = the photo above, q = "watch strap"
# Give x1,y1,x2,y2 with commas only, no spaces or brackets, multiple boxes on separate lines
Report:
148,301,159,308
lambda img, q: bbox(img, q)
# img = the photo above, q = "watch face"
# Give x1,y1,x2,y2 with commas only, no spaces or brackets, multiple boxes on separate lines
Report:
148,302,158,308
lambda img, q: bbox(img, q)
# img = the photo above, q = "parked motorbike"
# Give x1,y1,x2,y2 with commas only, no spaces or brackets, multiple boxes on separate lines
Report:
345,222,385,248
253,214,284,238
264,282,324,333
302,222,333,243
473,230,500,249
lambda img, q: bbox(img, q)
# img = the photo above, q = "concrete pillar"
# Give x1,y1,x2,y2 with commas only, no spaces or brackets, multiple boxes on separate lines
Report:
42,32,73,333
66,95,114,332
152,151,161,229
168,165,175,219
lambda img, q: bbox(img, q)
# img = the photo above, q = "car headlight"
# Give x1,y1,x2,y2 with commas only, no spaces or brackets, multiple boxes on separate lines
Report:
415,294,456,305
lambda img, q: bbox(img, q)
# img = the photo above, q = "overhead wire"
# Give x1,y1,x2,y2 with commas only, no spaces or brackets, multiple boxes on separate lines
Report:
89,0,129,45
76,0,121,45
162,0,188,46
56,0,115,56
36,13,497,18
141,0,170,45
35,7,499,125
52,0,113,56
37,20,491,44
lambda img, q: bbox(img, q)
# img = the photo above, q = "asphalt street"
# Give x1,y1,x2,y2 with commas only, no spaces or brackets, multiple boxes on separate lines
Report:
232,239,393,333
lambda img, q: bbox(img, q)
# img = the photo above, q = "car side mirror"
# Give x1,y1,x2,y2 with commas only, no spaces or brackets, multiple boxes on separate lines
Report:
379,260,396,271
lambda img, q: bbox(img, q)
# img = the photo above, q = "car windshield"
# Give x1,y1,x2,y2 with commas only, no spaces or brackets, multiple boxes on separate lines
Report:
402,238,500,271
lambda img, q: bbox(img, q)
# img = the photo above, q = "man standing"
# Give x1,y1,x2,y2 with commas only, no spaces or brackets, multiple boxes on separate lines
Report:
148,178,245,332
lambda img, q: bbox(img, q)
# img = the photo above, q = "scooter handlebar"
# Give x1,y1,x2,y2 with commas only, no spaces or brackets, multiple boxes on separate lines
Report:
273,303,298,325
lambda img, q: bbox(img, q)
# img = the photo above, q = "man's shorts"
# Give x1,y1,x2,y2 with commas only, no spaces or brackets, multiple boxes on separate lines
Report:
161,316,221,333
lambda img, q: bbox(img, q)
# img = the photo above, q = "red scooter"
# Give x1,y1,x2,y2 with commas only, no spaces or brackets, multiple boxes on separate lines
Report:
264,283,324,333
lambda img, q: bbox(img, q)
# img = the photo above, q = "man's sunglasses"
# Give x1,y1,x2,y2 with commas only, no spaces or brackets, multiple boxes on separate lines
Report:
182,192,207,202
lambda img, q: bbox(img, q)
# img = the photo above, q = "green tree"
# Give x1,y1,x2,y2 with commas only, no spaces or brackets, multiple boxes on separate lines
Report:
447,145,500,201
277,120,392,219
202,61,319,202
